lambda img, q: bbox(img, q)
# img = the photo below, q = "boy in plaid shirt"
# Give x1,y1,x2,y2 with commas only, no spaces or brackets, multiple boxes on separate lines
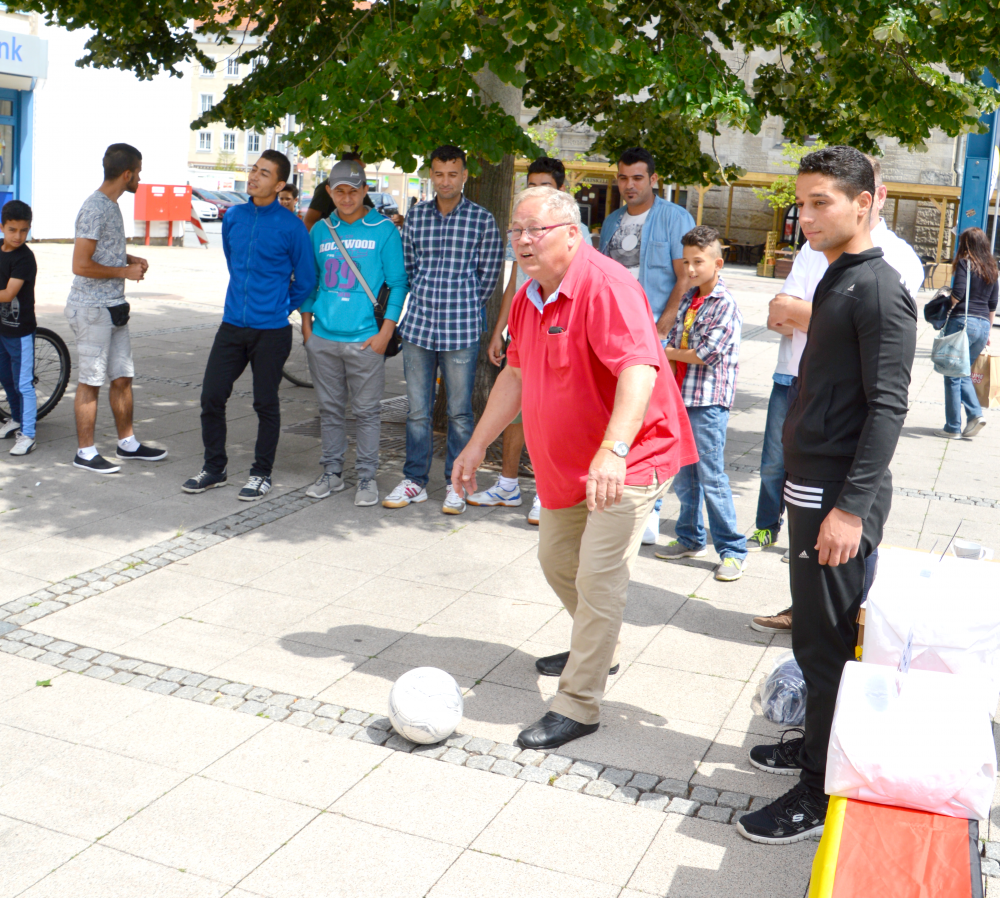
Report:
656,226,748,581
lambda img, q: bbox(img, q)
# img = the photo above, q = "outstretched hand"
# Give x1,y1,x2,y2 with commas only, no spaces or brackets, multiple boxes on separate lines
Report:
451,443,486,499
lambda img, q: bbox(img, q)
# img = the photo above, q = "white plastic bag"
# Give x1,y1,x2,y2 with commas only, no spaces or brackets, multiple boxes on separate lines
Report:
862,547,1000,711
826,661,996,820
754,651,807,726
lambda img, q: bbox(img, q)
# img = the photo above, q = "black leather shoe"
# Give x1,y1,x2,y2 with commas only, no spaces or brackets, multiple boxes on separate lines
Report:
535,651,619,678
517,712,599,750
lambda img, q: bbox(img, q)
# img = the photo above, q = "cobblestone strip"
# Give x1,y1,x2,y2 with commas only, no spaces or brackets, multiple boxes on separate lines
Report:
0,627,769,830
0,486,325,627
728,462,1000,508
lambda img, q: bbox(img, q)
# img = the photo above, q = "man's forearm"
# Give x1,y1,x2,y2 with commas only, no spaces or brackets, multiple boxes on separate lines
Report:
663,347,705,365
605,365,657,444
73,261,129,280
656,282,688,336
467,366,523,452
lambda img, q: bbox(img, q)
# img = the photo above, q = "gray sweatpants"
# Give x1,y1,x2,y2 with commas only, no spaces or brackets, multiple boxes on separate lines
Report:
305,335,385,479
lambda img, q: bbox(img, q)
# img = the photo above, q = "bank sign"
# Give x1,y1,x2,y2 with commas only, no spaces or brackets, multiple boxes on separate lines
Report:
0,31,47,79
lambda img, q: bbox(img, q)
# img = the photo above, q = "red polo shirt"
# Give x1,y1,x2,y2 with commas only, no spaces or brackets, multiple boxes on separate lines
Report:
506,242,698,509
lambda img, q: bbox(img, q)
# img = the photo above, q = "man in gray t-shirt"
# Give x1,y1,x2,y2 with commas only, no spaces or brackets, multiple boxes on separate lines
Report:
66,143,167,474
68,190,130,307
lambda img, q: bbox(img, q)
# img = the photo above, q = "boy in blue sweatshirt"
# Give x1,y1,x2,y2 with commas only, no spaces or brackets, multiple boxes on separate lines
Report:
183,150,316,501
300,159,407,506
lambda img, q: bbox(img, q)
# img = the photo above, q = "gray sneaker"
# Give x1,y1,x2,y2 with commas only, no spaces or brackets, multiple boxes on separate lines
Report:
715,557,747,582
355,478,379,507
655,540,708,560
963,417,987,438
306,470,345,499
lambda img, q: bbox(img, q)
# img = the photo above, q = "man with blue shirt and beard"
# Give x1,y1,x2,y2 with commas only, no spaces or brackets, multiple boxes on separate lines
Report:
183,150,316,502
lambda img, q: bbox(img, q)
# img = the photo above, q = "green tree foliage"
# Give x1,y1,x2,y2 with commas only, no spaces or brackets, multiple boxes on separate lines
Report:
12,0,1000,186
752,140,827,213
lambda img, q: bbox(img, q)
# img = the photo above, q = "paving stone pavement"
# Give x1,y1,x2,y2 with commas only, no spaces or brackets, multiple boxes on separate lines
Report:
2,247,1000,897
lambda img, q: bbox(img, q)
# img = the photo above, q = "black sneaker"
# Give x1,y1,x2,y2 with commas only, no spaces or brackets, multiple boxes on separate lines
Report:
182,468,228,494
73,453,121,475
736,782,827,844
116,442,168,461
749,727,804,775
238,474,271,501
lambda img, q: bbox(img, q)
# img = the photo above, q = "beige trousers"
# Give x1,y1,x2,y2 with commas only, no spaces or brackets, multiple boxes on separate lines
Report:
537,477,670,725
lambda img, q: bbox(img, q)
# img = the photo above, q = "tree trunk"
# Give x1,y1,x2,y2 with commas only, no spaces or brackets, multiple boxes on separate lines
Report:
433,65,521,430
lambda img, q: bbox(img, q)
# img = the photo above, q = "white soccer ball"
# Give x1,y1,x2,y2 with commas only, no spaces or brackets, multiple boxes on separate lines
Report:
388,667,464,744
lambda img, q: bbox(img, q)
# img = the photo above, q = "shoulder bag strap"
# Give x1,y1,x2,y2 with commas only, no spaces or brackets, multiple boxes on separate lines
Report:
324,218,378,307
962,258,970,328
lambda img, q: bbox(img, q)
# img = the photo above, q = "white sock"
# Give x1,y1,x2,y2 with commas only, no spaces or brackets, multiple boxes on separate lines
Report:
77,446,99,460
118,435,140,452
499,476,519,492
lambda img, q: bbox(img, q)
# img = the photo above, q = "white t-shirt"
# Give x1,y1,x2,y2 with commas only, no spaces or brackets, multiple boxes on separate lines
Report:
775,219,925,377
606,208,650,279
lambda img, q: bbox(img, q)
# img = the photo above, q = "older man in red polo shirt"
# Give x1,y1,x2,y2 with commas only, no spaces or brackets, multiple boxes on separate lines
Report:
453,186,697,750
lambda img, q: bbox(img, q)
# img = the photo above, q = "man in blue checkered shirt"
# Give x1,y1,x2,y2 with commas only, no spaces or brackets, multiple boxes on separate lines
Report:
383,145,504,515
655,225,748,582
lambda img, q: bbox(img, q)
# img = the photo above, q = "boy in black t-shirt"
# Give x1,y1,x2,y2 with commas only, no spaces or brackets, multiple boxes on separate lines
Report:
0,200,39,456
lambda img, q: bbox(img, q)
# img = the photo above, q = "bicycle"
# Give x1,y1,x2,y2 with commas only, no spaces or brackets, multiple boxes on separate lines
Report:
281,310,313,388
0,327,72,423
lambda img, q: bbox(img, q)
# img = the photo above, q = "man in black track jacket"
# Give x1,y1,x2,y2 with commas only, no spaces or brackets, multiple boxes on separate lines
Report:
737,146,917,846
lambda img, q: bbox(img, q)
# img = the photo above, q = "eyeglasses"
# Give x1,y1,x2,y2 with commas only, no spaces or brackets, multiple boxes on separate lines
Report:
507,223,574,241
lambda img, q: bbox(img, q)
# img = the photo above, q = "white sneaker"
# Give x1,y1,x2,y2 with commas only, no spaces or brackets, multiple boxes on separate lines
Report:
641,505,660,545
442,484,467,515
0,419,20,439
467,478,523,507
382,478,428,508
527,494,541,526
10,432,35,456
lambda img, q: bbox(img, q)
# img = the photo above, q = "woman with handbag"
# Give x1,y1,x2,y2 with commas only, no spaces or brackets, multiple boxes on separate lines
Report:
936,227,997,439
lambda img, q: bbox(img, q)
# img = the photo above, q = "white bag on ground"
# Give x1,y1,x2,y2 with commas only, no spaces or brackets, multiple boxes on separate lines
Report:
862,547,1000,710
826,661,996,820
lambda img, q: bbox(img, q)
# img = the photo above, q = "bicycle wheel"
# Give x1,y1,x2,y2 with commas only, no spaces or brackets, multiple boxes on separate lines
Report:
0,326,71,422
282,311,313,388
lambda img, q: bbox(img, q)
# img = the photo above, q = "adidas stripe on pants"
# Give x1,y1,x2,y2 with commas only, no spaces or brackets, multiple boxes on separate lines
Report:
784,472,891,795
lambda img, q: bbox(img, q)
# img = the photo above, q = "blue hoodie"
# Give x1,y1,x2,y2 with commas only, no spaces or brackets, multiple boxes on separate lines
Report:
300,209,407,343
221,196,316,330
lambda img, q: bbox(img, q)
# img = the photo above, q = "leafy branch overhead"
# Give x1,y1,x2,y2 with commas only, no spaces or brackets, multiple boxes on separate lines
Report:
11,0,1000,184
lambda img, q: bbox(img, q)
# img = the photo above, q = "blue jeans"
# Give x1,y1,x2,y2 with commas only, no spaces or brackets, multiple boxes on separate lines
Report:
402,341,478,486
0,332,37,438
755,378,793,533
942,315,991,433
674,405,747,560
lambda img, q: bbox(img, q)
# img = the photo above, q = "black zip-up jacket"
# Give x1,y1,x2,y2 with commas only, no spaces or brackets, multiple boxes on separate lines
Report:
782,247,917,518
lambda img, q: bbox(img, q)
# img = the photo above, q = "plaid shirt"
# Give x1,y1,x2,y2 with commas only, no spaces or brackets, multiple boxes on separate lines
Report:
665,276,742,408
399,196,504,351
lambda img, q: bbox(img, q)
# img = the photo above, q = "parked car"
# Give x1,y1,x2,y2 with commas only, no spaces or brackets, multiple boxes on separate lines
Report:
368,192,399,217
217,191,248,204
191,197,219,220
191,187,239,218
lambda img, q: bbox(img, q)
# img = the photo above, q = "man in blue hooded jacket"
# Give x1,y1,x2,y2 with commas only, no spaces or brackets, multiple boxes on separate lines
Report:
183,150,316,501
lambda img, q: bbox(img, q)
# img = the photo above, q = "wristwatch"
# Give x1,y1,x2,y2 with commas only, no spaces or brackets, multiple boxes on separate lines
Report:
601,440,630,458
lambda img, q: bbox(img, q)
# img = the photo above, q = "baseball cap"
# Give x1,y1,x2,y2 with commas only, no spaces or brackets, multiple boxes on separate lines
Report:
328,159,366,189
